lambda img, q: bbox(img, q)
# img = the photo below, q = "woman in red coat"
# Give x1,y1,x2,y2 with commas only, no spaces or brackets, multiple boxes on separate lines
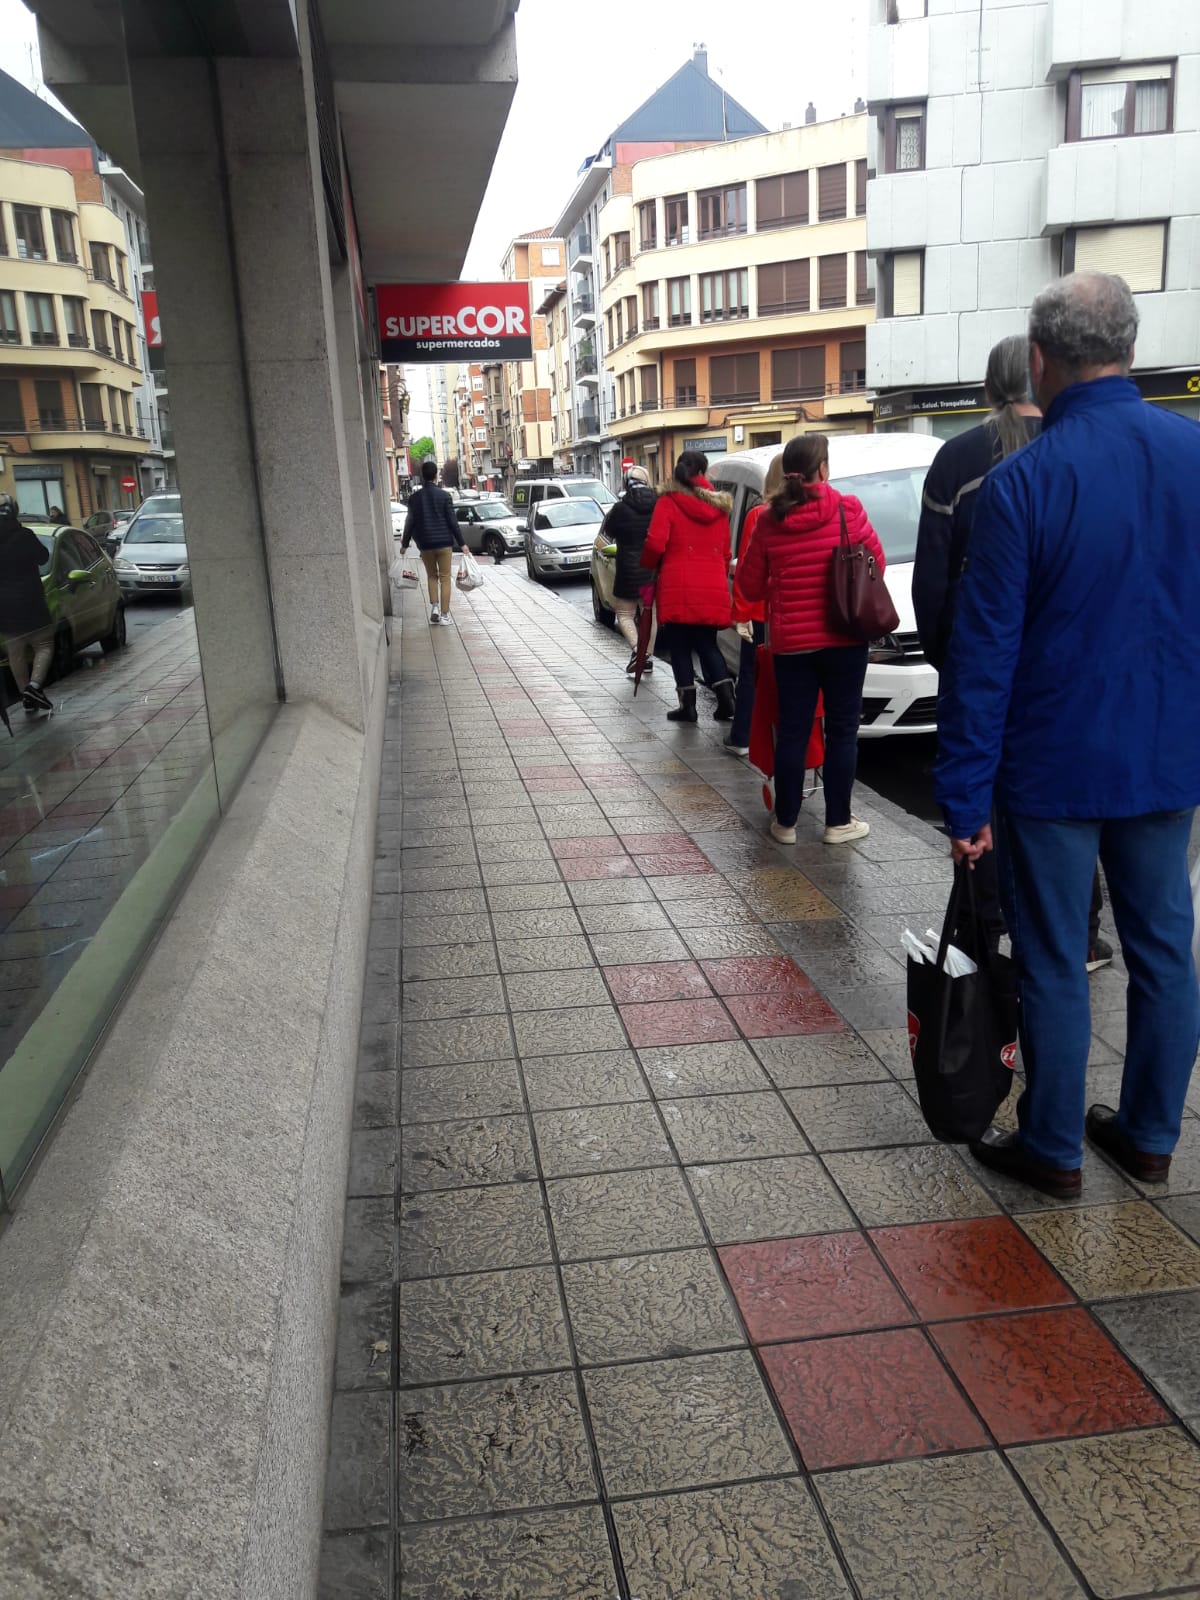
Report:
738,433,886,847
640,451,735,723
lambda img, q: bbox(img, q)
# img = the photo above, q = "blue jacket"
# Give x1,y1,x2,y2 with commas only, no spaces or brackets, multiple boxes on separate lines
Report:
401,484,464,553
935,376,1200,838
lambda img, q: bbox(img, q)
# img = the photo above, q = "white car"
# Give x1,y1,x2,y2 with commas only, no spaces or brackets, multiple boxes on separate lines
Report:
390,500,405,535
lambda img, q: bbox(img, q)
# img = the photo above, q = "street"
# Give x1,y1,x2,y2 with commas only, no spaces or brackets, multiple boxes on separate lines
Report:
3,593,185,713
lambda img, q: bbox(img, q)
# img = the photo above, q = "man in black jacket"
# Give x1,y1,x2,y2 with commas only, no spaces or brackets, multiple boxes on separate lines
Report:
602,465,658,674
401,459,467,626
0,494,55,717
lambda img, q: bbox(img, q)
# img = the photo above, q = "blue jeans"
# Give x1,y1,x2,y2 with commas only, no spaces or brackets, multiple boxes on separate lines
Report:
667,624,728,691
774,646,868,829
729,623,765,747
998,808,1199,1170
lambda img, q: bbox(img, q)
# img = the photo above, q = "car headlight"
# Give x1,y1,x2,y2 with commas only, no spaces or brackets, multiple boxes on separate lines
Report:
114,556,134,570
868,634,908,664
531,539,557,558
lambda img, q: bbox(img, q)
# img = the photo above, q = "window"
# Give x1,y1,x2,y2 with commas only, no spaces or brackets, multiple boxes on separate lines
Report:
818,254,848,309
888,250,925,316
856,160,868,216
63,296,88,347
674,358,697,406
35,380,66,427
0,210,6,255
758,259,810,316
640,366,658,409
91,309,111,353
856,252,875,305
90,242,113,283
80,382,105,428
608,231,631,278
473,401,486,416
888,0,927,17
637,200,658,251
698,184,748,239
0,290,19,344
1066,222,1166,293
541,244,561,266
883,105,926,172
615,302,624,345
709,353,760,406
772,347,826,400
26,293,58,344
14,207,47,260
112,320,126,363
114,250,129,294
108,387,124,431
1068,64,1173,141
0,376,22,429
471,375,484,390
699,268,749,322
642,282,660,330
668,276,691,327
625,295,638,338
756,171,807,230
817,164,848,221
840,340,867,391
51,210,77,263
665,194,689,247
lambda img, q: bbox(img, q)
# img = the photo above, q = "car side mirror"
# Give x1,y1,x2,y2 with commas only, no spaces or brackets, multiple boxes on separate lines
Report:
66,568,93,585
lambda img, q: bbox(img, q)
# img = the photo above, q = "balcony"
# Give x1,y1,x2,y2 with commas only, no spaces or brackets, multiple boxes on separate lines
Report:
575,402,601,439
5,414,152,452
604,253,632,286
572,286,596,325
574,343,598,383
569,231,593,271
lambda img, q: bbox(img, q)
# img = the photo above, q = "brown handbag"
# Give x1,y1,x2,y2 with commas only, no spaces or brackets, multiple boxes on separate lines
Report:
829,502,900,641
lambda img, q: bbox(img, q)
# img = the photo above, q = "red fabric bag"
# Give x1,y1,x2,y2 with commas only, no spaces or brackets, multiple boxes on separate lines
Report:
747,645,825,810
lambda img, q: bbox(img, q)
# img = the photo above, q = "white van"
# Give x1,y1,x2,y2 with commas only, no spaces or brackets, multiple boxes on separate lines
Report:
706,434,942,736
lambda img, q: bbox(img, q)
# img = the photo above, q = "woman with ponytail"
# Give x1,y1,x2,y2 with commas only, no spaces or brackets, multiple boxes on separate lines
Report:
737,433,885,846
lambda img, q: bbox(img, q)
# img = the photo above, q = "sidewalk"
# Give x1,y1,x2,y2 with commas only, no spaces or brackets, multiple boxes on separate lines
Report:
322,566,1200,1599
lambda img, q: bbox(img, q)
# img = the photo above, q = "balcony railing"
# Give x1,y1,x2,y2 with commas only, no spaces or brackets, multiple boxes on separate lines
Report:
576,403,601,436
574,345,597,378
569,231,593,267
2,414,152,440
603,253,632,285
642,315,661,331
572,287,595,318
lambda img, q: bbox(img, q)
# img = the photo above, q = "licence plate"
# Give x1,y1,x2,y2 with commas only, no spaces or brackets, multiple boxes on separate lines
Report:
564,552,590,565
140,573,177,584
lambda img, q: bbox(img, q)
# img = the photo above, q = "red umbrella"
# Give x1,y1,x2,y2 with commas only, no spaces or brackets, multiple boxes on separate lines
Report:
631,580,656,696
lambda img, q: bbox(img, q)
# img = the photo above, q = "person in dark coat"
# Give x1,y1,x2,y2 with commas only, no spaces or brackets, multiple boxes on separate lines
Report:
0,495,55,715
602,464,658,674
400,458,467,626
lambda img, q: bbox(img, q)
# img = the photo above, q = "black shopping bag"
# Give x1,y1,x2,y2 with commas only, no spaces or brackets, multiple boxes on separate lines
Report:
906,860,1017,1143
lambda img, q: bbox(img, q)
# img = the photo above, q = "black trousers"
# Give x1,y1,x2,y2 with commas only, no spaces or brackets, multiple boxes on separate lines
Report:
667,623,728,691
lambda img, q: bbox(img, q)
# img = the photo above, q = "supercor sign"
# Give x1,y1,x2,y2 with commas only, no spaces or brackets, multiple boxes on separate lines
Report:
376,283,533,363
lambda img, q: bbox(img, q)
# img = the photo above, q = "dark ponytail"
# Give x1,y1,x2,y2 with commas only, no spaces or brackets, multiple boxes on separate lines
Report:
673,450,708,487
769,433,829,518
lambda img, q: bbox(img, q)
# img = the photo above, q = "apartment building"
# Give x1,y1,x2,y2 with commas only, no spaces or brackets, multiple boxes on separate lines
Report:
538,278,574,471
867,0,1200,435
553,48,767,488
498,229,563,484
599,118,873,477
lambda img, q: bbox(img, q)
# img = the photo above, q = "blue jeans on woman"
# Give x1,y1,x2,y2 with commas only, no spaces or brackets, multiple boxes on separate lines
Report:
729,623,766,748
774,646,868,829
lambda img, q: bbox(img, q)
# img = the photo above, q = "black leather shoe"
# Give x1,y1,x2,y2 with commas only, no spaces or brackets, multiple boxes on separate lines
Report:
969,1128,1082,1197
1086,1104,1171,1183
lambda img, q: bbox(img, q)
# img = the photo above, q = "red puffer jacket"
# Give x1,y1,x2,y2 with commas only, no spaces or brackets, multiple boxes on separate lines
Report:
737,483,885,653
731,502,767,624
640,479,733,627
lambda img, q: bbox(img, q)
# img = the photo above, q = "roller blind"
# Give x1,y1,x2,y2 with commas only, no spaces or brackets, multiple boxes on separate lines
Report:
1073,223,1165,293
892,252,923,316
818,163,847,221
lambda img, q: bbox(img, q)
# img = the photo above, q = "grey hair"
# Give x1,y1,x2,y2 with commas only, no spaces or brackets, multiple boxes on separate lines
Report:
1028,272,1139,375
984,334,1033,459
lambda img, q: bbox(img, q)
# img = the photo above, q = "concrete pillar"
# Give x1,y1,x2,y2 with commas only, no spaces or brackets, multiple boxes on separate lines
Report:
329,263,388,634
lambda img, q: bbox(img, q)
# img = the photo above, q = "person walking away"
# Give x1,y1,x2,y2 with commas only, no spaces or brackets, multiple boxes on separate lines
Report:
0,495,55,715
724,453,784,755
937,271,1200,1197
914,335,1114,970
640,451,735,723
400,458,466,626
602,464,658,674
738,434,883,847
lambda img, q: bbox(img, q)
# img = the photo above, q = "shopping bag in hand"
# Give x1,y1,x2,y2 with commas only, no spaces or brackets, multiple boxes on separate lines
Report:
906,859,1017,1142
456,549,484,591
389,555,420,585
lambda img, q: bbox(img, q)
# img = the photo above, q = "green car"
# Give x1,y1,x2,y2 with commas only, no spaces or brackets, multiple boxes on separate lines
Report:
0,518,127,687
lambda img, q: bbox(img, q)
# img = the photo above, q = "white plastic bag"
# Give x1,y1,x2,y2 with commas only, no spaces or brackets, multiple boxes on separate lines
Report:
389,555,420,586
902,926,978,978
1191,854,1200,981
456,549,484,592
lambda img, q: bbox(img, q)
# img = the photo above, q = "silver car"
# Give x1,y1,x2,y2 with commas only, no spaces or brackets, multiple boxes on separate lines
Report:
114,510,191,602
524,499,605,582
454,499,526,562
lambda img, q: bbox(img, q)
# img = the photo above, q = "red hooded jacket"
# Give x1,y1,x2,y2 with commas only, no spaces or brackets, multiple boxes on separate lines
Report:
640,479,733,627
737,483,885,653
731,502,767,625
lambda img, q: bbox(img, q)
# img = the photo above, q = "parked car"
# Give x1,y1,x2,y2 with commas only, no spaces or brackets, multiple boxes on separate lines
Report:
511,477,617,518
83,507,135,545
524,499,605,582
390,500,405,536
0,519,126,686
113,509,191,602
455,499,525,561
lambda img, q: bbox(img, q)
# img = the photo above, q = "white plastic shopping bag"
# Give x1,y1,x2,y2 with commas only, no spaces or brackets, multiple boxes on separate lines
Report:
456,549,484,592
389,554,420,586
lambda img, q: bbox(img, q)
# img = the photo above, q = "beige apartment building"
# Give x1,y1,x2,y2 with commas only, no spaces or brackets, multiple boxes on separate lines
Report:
597,117,874,476
499,229,564,481
538,276,574,471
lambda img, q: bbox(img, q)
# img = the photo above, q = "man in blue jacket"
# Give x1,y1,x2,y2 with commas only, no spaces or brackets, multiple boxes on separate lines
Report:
401,458,466,626
935,272,1200,1197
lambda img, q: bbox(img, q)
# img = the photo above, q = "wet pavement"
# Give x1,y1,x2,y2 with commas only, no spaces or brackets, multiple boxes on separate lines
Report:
321,564,1200,1600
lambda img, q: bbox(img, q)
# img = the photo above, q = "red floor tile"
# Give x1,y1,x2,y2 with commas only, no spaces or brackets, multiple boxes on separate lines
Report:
550,836,629,860
621,832,694,854
632,853,716,877
559,856,643,882
870,1217,1075,1322
762,1328,988,1470
720,1232,914,1342
724,991,845,1037
930,1308,1170,1445
701,956,815,996
604,961,713,1004
619,998,738,1047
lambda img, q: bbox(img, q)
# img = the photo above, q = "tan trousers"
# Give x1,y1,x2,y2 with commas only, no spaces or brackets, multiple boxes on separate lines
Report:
421,548,454,614
613,596,657,656
6,628,54,693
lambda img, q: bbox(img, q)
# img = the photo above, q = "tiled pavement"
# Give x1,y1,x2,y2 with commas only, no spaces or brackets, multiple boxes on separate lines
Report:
321,565,1200,1600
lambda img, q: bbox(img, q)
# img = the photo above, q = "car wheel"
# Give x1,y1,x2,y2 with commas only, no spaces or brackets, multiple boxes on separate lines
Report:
525,553,543,584
483,533,505,563
50,624,75,684
100,603,127,654
591,581,616,629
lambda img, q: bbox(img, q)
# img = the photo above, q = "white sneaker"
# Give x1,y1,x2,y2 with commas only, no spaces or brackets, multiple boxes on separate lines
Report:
429,606,439,624
823,817,870,845
770,818,797,845
438,614,453,627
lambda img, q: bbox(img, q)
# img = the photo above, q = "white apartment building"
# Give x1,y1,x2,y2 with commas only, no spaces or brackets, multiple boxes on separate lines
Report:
867,0,1200,435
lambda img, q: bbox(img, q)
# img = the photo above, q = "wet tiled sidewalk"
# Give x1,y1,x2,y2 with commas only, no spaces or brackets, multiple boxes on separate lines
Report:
321,566,1200,1600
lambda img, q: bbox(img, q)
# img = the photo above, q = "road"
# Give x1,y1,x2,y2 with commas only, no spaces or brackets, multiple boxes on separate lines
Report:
3,594,185,713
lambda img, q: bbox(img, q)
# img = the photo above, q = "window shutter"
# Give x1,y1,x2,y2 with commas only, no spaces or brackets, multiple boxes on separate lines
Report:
856,252,874,304
856,160,868,215
818,163,847,221
840,340,867,388
641,365,658,406
786,171,808,224
1073,223,1165,292
819,254,848,308
771,347,825,400
756,178,781,227
892,251,923,315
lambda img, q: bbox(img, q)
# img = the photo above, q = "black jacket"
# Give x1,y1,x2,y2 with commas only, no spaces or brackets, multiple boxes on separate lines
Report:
401,485,465,553
913,415,1041,670
0,516,52,636
603,485,658,600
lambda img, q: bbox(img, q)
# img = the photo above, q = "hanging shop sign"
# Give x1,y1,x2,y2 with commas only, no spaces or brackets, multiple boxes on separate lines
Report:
376,283,533,363
683,436,729,455
141,290,162,348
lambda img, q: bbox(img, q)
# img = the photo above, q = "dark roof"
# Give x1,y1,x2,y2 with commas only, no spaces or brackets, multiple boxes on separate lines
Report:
0,68,91,152
607,56,766,147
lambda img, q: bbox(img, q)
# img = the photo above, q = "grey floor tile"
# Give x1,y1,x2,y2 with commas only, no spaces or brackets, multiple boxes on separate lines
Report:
401,1060,525,1123
317,1530,389,1600
401,1114,537,1192
401,1013,514,1068
817,983,906,1032
498,934,597,973
399,1266,570,1384
562,1248,744,1364
521,1048,647,1110
966,1142,1138,1213
492,907,583,940
399,1183,551,1279
588,929,690,966
399,888,488,918
784,1082,930,1151
681,925,782,959
323,1391,390,1530
752,1032,894,1089
578,900,673,935
402,912,494,948
534,1101,674,1177
512,1003,628,1059
481,857,563,886
402,941,498,981
334,1281,393,1392
688,1154,855,1243
504,968,610,1012
399,1506,616,1600
662,1092,807,1164
663,895,760,929
354,1070,398,1129
1094,1292,1200,1416
639,1040,770,1099
347,1128,398,1197
1163,1194,1200,1245
825,1144,1000,1227
547,1165,704,1261
485,881,573,913
341,1197,395,1283
401,975,507,1021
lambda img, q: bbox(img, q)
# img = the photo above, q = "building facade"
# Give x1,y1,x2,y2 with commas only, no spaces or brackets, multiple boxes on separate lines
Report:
867,0,1200,434
538,277,573,470
600,119,873,476
497,229,563,485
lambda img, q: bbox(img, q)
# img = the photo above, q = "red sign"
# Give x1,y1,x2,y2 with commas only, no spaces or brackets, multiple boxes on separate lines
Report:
120,476,137,493
141,290,162,348
376,282,533,364
621,457,634,471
